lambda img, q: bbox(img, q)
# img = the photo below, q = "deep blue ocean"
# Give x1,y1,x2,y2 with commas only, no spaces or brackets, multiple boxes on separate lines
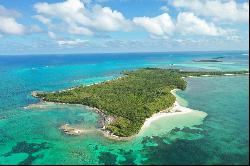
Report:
0,51,249,164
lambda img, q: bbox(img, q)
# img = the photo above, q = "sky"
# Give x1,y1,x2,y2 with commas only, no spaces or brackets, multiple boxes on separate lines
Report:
0,0,249,55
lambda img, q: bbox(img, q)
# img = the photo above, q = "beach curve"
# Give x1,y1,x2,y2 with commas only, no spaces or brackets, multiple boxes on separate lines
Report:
138,89,207,137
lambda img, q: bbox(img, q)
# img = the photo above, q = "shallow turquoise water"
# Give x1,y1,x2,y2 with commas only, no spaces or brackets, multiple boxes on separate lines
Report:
0,51,249,164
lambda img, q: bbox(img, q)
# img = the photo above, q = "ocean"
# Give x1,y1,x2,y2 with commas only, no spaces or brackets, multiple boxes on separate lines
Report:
0,51,249,164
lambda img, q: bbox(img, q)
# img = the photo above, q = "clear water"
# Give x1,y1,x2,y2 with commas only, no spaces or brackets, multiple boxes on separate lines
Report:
0,51,249,164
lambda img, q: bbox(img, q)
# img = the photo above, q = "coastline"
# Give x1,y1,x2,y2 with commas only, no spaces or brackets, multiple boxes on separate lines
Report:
139,89,196,133
52,76,124,94
100,89,202,141
29,70,249,140
28,89,196,141
140,101,192,130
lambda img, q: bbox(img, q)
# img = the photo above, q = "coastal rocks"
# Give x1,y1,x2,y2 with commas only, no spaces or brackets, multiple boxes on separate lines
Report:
87,106,116,129
104,116,116,126
100,115,116,130
31,91,45,99
59,124,84,136
101,129,133,141
31,91,39,97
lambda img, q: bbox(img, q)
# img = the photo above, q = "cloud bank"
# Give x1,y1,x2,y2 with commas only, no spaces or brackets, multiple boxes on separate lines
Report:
172,0,249,23
0,5,25,35
34,0,132,36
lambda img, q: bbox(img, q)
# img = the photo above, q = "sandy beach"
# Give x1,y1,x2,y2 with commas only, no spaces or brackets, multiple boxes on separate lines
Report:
224,73,236,76
28,88,199,140
101,89,198,140
140,89,195,132
141,101,193,129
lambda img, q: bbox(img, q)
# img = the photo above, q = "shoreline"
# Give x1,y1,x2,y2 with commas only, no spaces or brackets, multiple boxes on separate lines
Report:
28,72,248,140
139,89,195,133
28,88,202,141
51,76,124,94
100,89,200,141
140,101,192,130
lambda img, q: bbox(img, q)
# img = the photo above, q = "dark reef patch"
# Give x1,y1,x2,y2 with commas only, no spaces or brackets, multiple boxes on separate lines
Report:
98,152,118,165
118,149,137,165
3,141,50,165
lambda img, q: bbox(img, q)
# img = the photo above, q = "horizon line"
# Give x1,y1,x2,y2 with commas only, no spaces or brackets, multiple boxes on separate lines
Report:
0,49,249,57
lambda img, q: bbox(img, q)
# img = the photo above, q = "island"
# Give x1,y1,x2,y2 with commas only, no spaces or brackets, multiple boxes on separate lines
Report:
193,59,223,62
211,56,224,59
33,68,248,138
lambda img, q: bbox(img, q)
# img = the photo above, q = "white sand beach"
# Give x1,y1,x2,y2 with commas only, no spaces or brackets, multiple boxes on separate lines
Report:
140,89,198,131
28,87,206,140
101,89,200,140
224,73,236,76
141,101,193,130
136,89,208,138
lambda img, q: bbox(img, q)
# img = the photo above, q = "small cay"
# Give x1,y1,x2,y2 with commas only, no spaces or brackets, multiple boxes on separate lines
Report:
59,124,84,136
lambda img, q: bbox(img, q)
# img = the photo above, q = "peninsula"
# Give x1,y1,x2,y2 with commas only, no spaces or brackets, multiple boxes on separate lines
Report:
33,68,248,137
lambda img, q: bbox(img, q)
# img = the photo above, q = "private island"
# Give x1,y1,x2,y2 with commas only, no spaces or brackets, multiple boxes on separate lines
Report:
32,68,248,138
193,56,225,62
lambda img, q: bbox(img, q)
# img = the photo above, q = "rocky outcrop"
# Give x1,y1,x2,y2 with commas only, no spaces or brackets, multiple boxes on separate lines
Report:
59,124,84,136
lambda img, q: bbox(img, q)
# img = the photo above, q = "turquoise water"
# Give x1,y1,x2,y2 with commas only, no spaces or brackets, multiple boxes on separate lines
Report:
0,51,249,164
175,76,249,165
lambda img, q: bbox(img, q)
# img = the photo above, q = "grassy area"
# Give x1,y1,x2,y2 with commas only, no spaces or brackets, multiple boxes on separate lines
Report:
35,68,248,137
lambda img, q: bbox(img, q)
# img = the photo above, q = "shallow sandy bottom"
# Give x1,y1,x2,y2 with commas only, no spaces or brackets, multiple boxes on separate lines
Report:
137,89,207,138
24,89,208,140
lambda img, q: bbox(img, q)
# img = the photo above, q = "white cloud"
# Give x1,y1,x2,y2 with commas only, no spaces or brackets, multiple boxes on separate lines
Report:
33,15,52,25
48,31,57,39
160,6,169,12
34,0,132,36
133,13,175,36
0,5,43,36
47,30,89,46
172,0,249,23
133,12,227,37
0,5,21,17
68,24,94,36
0,5,25,35
0,16,25,35
57,39,89,46
29,0,243,44
89,5,132,32
28,25,43,33
176,12,227,36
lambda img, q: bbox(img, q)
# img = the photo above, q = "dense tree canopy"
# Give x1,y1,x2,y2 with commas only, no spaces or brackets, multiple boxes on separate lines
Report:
35,68,248,137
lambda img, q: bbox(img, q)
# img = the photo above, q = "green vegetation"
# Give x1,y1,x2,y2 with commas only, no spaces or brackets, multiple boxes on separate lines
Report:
180,70,248,77
35,68,248,137
193,59,223,62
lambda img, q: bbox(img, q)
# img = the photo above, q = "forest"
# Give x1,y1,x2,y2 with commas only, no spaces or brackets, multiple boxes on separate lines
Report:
35,68,248,137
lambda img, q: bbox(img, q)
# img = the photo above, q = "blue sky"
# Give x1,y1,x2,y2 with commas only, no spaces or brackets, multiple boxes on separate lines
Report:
0,0,249,55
